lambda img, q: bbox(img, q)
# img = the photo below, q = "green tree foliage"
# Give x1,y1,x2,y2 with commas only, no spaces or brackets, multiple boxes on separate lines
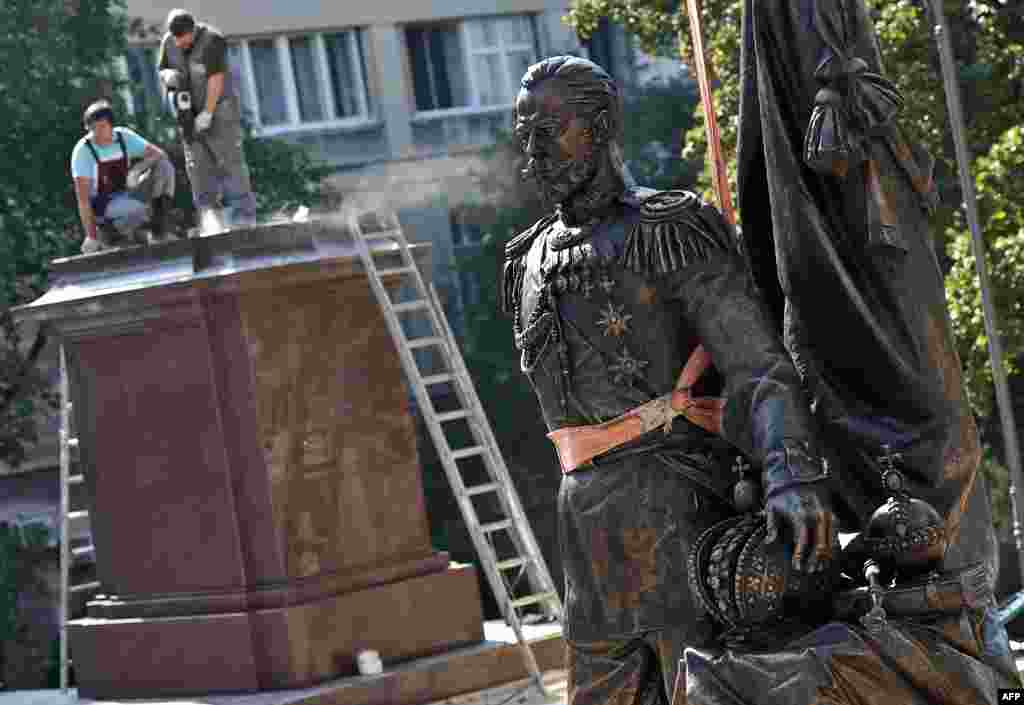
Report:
946,126,1024,413
0,0,128,307
0,0,331,468
243,133,334,217
0,522,55,687
0,0,127,468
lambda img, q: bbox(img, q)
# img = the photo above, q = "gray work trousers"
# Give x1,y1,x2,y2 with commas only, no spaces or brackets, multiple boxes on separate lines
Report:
95,155,175,241
184,95,257,221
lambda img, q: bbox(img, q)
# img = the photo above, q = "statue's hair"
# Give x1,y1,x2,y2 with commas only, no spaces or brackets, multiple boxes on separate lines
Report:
517,56,623,143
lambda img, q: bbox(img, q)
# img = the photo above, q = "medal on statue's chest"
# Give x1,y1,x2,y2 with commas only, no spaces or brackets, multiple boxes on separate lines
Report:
541,222,653,389
608,347,649,387
597,301,632,338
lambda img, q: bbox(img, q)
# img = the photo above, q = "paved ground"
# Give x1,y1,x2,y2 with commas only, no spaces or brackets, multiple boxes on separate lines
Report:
0,622,566,705
0,671,569,705
4,640,1022,705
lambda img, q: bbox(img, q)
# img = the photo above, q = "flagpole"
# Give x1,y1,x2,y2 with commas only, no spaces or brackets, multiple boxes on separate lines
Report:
684,0,736,225
930,0,1024,590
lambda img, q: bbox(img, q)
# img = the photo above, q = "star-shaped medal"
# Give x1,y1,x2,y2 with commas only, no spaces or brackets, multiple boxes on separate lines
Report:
608,347,649,386
597,301,632,337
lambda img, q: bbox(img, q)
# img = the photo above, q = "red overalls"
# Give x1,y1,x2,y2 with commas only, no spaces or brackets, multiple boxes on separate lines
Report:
84,132,129,217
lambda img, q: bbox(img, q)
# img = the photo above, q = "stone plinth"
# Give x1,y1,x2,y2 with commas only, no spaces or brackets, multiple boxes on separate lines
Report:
15,222,484,699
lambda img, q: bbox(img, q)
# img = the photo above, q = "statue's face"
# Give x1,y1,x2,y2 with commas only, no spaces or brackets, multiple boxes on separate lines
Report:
514,81,598,206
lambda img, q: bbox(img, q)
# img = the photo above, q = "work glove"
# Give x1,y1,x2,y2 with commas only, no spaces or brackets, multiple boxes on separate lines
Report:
126,162,151,190
195,110,213,133
160,69,185,90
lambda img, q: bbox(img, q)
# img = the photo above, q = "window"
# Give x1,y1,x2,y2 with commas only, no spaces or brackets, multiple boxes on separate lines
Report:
450,215,483,247
449,210,485,332
248,39,289,126
227,43,255,125
582,17,615,78
122,47,161,116
406,15,538,114
233,30,371,134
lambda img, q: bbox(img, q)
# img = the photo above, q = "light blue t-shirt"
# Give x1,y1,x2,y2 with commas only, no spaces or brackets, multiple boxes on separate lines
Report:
70,127,150,196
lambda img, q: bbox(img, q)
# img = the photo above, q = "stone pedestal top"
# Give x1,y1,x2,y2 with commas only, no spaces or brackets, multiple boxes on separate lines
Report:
14,218,432,327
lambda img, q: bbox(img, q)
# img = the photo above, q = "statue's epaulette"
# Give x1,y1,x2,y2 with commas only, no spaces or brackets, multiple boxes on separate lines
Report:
501,214,558,315
621,190,736,276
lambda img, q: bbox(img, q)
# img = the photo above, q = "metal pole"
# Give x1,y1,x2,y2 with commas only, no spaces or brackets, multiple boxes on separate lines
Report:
930,0,1024,586
683,0,736,225
58,344,71,693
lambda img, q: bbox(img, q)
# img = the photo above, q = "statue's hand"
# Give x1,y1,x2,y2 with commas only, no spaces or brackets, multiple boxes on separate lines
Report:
764,484,835,573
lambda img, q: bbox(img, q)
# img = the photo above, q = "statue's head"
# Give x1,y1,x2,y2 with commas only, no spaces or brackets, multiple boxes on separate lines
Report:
513,56,624,208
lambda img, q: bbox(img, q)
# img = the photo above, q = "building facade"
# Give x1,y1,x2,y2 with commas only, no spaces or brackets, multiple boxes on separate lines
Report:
121,0,664,334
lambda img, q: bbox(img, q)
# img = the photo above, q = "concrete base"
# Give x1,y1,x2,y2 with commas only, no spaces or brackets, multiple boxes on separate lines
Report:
69,565,486,699
2,623,566,705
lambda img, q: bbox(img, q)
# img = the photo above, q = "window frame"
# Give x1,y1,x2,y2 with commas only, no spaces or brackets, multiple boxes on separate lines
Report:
120,47,162,117
234,28,372,137
448,208,486,334
408,13,539,120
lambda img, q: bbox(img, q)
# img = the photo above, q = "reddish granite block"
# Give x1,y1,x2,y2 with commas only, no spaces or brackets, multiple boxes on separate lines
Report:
16,224,482,698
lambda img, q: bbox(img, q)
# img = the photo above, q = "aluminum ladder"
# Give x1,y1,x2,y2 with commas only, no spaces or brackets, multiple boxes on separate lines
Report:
346,207,563,697
57,345,100,695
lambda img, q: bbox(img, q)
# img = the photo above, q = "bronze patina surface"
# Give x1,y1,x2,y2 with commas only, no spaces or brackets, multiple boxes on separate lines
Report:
504,56,835,705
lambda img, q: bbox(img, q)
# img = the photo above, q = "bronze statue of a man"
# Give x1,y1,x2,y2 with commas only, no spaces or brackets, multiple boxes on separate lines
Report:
504,56,836,705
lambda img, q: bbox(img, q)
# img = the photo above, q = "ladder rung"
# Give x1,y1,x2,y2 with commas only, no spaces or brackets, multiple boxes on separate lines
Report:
348,215,563,669
70,581,101,594
481,519,513,533
68,474,85,486
376,266,416,278
451,446,486,460
510,591,559,609
465,482,500,496
436,409,470,423
496,556,529,571
361,228,403,240
67,510,89,523
71,545,95,559
408,336,445,350
66,437,80,450
392,300,430,313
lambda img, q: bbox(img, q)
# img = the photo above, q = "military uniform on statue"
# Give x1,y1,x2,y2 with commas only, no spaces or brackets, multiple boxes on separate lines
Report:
504,56,837,705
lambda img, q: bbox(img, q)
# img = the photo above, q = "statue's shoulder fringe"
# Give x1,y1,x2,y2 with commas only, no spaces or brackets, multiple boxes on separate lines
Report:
502,214,557,315
622,189,736,275
504,214,557,261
